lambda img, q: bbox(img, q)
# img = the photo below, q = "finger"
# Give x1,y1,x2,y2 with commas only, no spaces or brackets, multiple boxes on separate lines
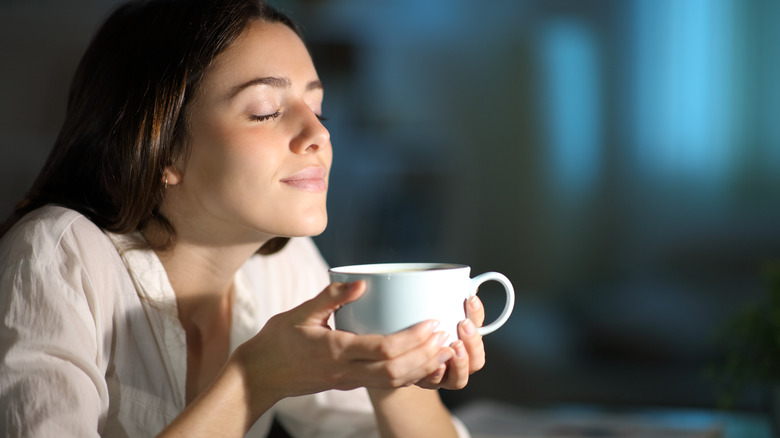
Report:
361,333,454,388
416,363,447,390
297,281,366,326
458,319,485,373
340,320,440,361
465,296,486,327
438,340,471,390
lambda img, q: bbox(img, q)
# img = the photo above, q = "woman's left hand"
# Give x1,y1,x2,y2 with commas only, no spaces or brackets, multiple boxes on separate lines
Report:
416,296,486,390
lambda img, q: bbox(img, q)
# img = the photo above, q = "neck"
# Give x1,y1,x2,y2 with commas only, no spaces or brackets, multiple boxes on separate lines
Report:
170,242,260,326
143,223,265,331
148,191,278,329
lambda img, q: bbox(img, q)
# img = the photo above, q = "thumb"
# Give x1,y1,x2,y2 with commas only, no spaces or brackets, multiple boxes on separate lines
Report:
299,281,366,326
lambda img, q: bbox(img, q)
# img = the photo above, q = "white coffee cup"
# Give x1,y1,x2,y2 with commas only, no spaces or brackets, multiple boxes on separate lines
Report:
329,263,515,341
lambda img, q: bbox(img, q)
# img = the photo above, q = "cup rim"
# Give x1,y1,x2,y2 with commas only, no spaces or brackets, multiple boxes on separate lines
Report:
329,262,467,275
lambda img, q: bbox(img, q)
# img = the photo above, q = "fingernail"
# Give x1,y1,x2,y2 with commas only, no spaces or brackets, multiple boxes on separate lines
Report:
469,296,480,310
427,320,440,332
436,331,450,346
461,319,476,336
454,341,466,358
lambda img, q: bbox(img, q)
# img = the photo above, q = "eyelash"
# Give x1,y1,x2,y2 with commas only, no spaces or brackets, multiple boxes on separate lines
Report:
250,111,328,123
250,111,282,122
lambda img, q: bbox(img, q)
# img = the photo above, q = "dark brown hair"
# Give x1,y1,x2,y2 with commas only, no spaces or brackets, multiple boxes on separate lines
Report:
0,0,301,254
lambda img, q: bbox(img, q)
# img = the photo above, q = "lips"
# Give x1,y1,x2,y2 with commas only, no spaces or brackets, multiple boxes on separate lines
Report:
280,166,328,192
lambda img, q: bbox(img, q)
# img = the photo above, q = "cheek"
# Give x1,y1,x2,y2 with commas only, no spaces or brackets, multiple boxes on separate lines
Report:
187,121,275,185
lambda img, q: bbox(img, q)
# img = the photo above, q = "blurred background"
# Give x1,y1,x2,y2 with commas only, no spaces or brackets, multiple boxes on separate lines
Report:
2,0,780,415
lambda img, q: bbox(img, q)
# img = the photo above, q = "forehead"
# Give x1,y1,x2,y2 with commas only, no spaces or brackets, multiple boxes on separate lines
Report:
201,20,317,92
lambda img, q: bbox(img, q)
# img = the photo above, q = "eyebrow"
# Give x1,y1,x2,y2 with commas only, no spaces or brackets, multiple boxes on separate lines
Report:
227,76,323,99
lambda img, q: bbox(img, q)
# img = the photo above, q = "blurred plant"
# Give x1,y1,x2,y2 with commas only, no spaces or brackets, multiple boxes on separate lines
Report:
710,260,780,408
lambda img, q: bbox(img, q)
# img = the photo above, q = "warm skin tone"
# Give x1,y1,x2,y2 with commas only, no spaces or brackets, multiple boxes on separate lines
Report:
151,19,486,438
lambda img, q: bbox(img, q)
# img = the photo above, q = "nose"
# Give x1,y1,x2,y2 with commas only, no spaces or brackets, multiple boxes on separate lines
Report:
290,105,330,154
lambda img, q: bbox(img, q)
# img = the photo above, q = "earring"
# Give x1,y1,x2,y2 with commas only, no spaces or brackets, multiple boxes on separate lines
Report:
163,175,168,190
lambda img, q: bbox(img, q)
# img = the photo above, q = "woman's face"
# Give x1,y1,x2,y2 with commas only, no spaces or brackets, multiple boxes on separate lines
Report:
170,20,331,245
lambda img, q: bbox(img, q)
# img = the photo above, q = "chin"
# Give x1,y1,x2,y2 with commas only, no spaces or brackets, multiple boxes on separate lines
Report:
301,219,328,237
280,215,328,238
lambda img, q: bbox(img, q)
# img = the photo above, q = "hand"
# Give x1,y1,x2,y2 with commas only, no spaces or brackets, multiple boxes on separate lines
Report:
230,281,455,411
417,296,486,390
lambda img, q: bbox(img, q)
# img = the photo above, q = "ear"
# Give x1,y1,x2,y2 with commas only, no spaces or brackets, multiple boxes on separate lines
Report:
163,167,183,186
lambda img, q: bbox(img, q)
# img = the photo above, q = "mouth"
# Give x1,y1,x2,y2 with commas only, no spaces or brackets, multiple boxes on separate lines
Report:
280,166,328,192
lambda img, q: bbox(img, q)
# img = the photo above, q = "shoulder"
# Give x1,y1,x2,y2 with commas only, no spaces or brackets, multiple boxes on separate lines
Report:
0,206,125,361
0,205,112,267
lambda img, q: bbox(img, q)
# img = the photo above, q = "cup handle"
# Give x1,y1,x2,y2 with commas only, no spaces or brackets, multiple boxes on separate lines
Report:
470,272,515,336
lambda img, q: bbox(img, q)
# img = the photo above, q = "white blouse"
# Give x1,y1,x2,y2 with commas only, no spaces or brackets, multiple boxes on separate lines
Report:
0,205,385,437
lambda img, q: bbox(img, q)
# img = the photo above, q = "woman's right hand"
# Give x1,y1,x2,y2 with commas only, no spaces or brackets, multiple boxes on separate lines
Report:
230,281,454,414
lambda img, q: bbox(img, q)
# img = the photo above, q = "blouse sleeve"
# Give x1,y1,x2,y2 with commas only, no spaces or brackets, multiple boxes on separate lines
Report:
0,211,116,437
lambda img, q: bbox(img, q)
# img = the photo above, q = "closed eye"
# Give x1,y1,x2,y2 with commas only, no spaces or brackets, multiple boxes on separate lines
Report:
250,111,282,122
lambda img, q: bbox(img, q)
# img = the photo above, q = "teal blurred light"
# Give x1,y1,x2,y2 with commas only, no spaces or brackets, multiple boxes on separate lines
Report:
539,19,601,198
630,0,735,191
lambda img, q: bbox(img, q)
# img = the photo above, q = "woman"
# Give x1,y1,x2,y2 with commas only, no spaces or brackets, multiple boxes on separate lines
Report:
0,0,486,436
